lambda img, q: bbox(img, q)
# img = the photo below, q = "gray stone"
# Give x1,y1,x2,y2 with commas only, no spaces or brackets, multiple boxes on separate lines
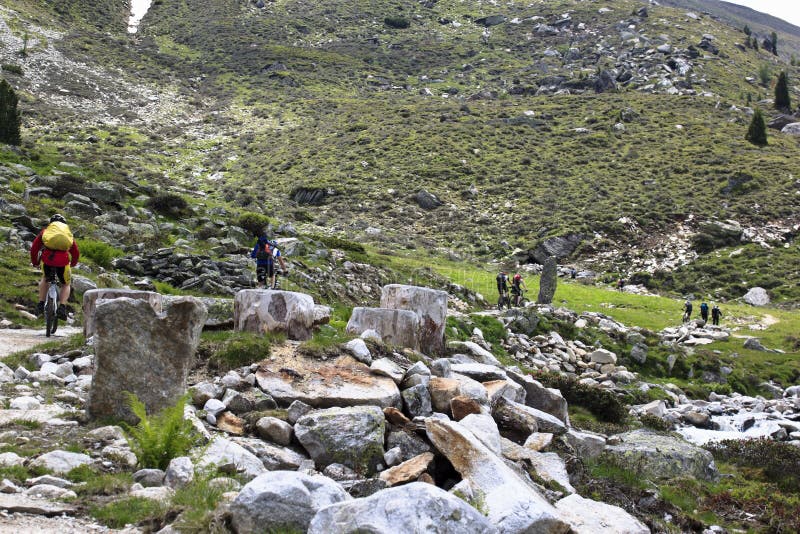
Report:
133,469,166,487
10,397,40,410
450,363,506,382
82,289,163,338
88,297,207,423
190,382,221,407
743,287,770,306
446,341,501,366
24,484,77,500
237,437,308,471
0,452,24,467
630,343,648,364
743,337,771,352
164,456,194,489
537,257,558,304
294,406,385,474
287,400,313,425
346,307,421,350
460,413,502,455
507,370,569,423
234,289,318,340
426,418,569,533
501,439,575,493
780,122,800,135
309,482,497,534
25,475,74,489
29,451,92,474
493,396,567,437
195,436,267,481
0,493,76,516
402,384,432,418
555,493,649,533
256,354,401,409
381,284,448,355
603,429,718,481
230,471,350,533
343,338,372,365
370,358,405,383
564,429,606,459
256,416,294,446
165,295,233,329
589,348,617,364
386,429,431,461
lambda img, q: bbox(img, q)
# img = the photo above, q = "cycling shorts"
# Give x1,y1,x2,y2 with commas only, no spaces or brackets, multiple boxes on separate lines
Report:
43,264,70,285
256,263,275,283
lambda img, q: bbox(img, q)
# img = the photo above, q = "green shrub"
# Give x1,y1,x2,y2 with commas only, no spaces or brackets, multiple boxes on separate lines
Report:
80,238,124,268
639,413,672,431
237,212,275,237
534,371,628,423
146,192,190,217
706,438,800,492
205,331,274,371
309,234,366,253
384,16,410,29
1,64,23,75
123,393,199,470
90,496,168,528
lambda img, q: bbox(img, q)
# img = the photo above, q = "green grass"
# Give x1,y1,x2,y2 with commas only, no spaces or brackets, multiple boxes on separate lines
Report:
90,496,168,529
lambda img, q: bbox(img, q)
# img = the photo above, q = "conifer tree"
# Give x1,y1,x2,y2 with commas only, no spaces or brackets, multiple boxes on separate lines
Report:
775,72,791,110
771,31,778,55
745,109,767,146
0,79,21,146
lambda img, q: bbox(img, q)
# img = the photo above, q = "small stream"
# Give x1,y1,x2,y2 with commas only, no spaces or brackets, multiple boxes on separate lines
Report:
128,0,153,34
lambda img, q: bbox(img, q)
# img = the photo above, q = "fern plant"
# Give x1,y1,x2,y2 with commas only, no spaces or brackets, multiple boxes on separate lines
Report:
123,393,198,470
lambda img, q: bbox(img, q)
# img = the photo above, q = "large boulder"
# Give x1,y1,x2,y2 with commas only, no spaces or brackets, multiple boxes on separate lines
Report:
507,370,569,423
256,354,401,409
537,256,558,304
493,397,567,437
426,418,569,533
195,437,267,481
603,429,718,481
743,287,770,306
234,289,317,340
380,284,448,355
294,406,386,474
308,482,497,534
555,494,648,533
88,297,207,423
230,471,350,533
164,295,233,328
82,289,162,338
346,307,420,350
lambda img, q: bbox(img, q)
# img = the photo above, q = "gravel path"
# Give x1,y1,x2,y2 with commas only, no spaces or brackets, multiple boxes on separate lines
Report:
0,326,82,359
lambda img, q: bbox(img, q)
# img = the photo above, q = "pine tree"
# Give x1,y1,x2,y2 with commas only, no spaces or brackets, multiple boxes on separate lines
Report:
745,109,767,146
771,31,778,55
743,25,751,36
0,79,21,146
775,72,791,110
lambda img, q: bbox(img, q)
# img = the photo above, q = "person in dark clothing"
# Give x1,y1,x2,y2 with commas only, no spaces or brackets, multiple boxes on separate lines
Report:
250,236,287,289
711,304,722,326
496,271,510,310
682,300,693,322
700,302,709,323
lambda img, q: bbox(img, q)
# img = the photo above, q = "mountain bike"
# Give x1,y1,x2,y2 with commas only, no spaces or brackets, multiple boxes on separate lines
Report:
43,269,60,337
512,288,529,308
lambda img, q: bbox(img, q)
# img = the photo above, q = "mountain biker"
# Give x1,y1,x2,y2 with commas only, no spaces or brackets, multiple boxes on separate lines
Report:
682,299,693,322
30,214,79,320
510,272,528,306
496,270,510,309
250,235,287,289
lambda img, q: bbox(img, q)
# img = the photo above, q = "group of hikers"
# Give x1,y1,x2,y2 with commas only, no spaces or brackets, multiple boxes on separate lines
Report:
683,299,723,325
28,215,289,320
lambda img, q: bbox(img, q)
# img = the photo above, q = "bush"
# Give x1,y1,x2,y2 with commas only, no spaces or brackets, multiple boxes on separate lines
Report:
745,109,767,146
237,212,275,237
1,64,23,75
208,331,274,370
0,79,21,145
384,16,410,29
534,371,628,423
639,413,672,431
146,193,190,217
310,234,365,253
706,438,800,492
123,393,199,470
80,238,124,268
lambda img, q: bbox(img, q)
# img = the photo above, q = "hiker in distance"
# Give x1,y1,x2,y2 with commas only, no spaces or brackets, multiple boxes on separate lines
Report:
251,235,287,289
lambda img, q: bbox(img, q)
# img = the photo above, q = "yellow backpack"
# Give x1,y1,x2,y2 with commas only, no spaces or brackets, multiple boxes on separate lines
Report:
42,222,73,251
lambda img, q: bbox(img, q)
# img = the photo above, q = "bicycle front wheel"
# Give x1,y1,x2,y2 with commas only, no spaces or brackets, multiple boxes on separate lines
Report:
44,299,57,337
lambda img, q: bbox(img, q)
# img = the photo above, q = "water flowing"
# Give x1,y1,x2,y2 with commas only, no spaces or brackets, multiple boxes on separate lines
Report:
128,0,153,34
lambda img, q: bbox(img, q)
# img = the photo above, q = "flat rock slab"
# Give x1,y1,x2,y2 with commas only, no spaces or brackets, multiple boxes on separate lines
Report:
0,493,76,516
0,406,66,427
256,353,401,409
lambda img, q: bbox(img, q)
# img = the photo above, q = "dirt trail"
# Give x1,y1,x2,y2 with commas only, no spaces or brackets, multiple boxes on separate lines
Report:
0,326,82,359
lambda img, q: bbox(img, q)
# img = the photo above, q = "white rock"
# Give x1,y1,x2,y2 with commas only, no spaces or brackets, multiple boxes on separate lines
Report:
343,338,371,365
9,397,41,410
555,493,649,533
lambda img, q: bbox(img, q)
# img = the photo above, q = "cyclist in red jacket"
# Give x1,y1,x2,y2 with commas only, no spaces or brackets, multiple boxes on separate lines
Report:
30,215,80,319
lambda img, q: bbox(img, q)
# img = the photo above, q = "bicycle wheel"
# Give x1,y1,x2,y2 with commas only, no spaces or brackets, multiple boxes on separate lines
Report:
44,298,57,337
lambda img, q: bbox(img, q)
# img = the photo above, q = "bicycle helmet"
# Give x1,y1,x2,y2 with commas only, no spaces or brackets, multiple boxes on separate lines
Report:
50,214,66,224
